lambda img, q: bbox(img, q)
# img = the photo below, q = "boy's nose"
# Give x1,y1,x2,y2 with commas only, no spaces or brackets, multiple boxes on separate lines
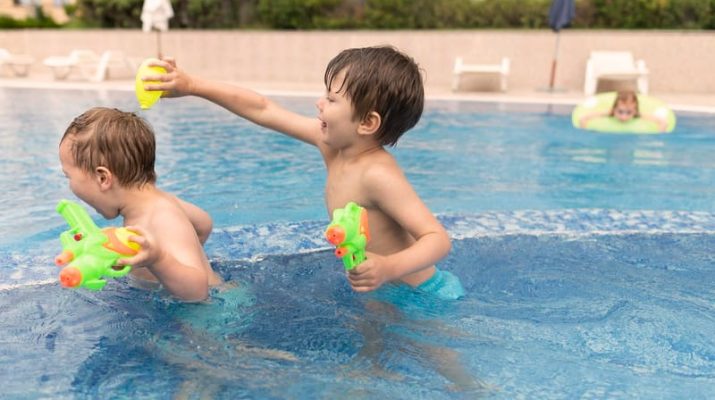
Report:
315,97,324,110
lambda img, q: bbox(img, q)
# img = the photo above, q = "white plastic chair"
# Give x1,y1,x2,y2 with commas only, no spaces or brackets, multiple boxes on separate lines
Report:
43,50,133,82
0,48,35,77
452,57,510,92
43,49,100,80
583,51,649,95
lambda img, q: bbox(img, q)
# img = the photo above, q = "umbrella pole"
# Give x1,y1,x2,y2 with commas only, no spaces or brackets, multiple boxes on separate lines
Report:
548,32,561,91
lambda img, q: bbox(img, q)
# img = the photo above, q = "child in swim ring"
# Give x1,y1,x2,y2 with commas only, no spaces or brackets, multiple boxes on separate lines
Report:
579,90,668,132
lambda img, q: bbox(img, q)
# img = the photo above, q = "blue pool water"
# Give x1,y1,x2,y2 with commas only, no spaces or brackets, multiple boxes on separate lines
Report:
2,87,715,399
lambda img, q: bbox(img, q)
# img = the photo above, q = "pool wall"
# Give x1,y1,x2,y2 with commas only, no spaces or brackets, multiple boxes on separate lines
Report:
1,30,714,94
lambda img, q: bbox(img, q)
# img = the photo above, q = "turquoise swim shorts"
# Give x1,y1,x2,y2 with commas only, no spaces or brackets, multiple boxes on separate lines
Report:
416,268,465,300
367,268,465,316
171,282,255,334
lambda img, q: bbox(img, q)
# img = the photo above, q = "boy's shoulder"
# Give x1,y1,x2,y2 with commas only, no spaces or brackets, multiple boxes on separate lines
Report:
359,150,409,188
132,190,186,220
363,147,402,170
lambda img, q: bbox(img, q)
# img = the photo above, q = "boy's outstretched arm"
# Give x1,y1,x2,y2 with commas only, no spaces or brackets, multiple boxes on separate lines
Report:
143,58,322,147
347,165,451,292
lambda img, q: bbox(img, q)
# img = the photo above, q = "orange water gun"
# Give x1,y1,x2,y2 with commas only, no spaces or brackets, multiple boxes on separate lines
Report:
54,199,140,290
324,202,370,270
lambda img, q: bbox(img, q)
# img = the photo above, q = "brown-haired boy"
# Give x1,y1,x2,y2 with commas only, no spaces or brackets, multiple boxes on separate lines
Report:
144,46,464,299
59,107,223,301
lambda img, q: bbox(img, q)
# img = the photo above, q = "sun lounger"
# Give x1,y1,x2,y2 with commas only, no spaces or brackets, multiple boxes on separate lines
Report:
43,50,134,82
584,51,649,95
0,48,35,77
452,57,510,92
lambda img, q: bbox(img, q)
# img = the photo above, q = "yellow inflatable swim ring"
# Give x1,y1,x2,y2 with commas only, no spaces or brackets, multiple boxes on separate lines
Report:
571,92,676,134
135,58,166,110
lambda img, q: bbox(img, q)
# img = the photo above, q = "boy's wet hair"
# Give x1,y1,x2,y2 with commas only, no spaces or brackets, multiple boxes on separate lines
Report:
61,107,156,187
324,46,424,147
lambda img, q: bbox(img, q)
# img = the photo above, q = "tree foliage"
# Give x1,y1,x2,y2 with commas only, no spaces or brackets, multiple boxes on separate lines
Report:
56,0,715,30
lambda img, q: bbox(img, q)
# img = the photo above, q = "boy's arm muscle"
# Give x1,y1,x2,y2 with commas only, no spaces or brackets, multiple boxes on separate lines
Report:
148,216,210,302
173,196,212,245
364,164,451,279
121,211,211,302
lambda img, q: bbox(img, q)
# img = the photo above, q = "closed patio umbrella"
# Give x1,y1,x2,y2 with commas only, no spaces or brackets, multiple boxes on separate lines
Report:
141,0,174,58
547,0,575,91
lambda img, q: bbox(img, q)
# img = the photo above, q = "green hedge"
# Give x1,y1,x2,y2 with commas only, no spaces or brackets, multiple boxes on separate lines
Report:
25,0,715,30
0,6,60,29
253,0,715,30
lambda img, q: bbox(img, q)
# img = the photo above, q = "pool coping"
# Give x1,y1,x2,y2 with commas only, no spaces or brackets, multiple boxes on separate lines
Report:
1,77,714,115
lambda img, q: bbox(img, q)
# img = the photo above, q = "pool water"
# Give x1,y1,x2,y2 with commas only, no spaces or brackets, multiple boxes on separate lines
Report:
2,88,715,399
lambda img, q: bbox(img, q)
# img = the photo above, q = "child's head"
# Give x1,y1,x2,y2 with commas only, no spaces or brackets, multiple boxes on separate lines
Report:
323,46,424,147
610,90,640,122
60,107,157,189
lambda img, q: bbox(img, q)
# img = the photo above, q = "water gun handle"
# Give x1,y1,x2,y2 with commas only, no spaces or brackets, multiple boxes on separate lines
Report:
325,202,370,270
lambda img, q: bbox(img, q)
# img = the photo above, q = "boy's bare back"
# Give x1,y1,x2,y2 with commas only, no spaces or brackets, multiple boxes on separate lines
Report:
120,189,221,293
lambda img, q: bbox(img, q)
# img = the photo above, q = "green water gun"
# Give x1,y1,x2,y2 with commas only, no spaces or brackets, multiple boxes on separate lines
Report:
324,202,370,270
54,199,140,291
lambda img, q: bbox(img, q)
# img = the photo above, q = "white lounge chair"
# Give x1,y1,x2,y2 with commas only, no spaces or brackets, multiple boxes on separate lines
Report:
583,51,649,95
43,50,134,82
0,48,35,77
452,57,510,92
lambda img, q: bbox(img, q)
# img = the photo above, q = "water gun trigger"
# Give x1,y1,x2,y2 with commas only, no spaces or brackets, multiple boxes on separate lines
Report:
105,263,132,277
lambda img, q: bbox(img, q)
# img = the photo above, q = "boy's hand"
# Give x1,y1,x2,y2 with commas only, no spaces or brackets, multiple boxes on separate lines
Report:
116,225,164,268
346,252,394,293
658,119,668,132
143,58,195,98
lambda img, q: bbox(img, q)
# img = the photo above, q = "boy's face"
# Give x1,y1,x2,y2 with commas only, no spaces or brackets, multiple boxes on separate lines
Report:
613,100,637,122
59,139,115,219
316,70,360,148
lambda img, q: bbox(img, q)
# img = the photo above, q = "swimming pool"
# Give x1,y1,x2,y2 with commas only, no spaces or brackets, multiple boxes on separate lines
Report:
2,87,715,399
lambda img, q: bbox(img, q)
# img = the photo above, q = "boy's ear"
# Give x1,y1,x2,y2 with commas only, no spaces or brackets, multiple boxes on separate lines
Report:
94,166,113,191
357,111,381,136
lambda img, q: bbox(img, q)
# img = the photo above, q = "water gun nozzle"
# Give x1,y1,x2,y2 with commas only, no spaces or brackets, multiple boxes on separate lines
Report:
325,226,346,246
59,267,82,288
55,250,74,266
